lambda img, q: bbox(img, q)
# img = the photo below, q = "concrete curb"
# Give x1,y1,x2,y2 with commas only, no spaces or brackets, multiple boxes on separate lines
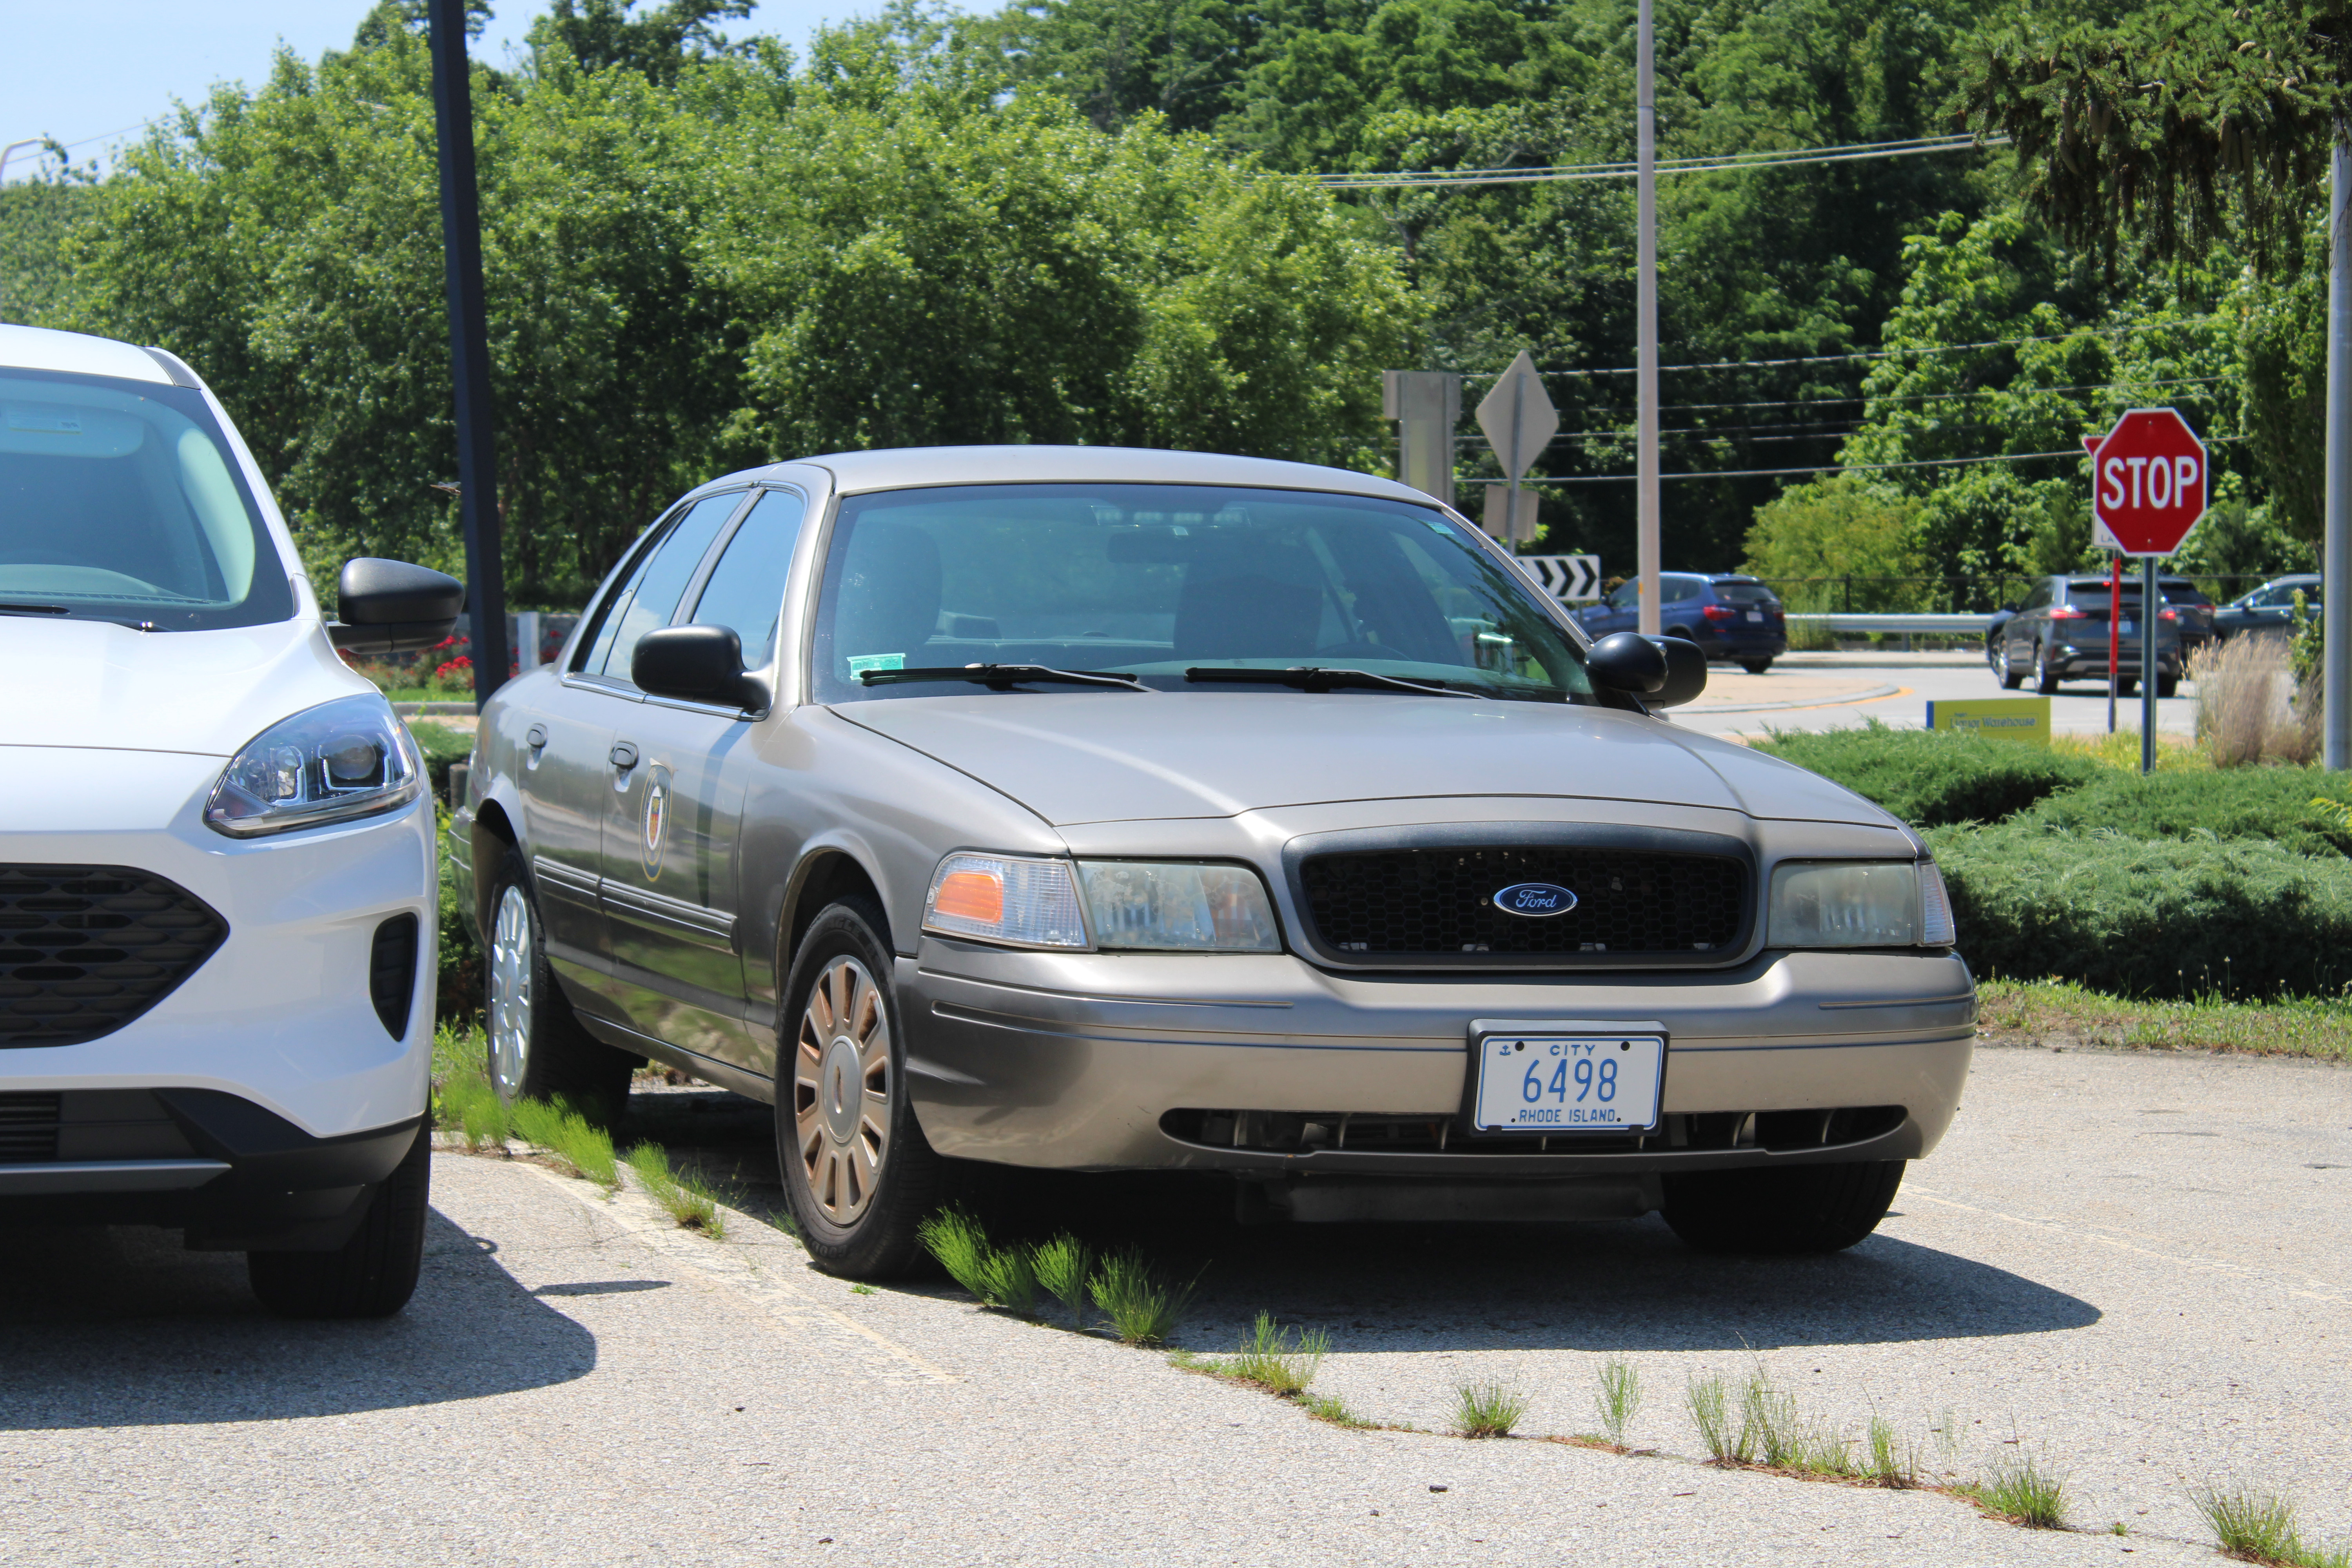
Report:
1677,681,1903,716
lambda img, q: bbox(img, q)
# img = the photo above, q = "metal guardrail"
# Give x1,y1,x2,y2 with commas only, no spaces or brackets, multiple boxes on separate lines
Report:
1785,613,1992,635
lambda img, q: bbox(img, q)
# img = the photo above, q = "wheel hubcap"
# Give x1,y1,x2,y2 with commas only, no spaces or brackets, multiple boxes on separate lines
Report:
793,956,891,1227
488,885,534,1100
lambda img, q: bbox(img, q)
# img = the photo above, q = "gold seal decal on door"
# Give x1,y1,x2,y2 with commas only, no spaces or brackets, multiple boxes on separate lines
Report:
641,763,673,879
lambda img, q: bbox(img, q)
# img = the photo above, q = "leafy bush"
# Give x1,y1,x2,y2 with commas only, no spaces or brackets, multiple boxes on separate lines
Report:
2014,766,2352,858
436,808,482,1022
1755,723,2100,827
1931,822,2352,998
408,720,473,802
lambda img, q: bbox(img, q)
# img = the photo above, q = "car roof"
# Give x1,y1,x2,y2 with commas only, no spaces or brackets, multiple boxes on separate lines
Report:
785,445,1434,503
0,323,173,385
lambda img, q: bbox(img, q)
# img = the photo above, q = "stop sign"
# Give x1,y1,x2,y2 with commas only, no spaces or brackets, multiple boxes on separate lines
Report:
2090,408,2209,555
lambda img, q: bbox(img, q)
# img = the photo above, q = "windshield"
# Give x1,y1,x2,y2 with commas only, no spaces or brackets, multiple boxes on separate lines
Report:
810,483,1594,703
0,370,291,630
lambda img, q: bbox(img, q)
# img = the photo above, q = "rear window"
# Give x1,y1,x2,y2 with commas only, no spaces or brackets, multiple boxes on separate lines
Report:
0,369,291,630
1712,580,1778,604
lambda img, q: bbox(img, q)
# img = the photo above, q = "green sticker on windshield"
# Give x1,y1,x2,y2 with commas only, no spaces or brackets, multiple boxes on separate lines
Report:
847,653,905,676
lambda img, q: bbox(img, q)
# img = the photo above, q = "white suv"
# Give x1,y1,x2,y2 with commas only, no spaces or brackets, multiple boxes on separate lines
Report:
0,324,460,1317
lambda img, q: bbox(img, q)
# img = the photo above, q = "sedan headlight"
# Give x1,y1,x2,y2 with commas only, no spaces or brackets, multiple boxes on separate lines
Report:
1768,859,1955,949
204,694,423,838
921,853,1282,952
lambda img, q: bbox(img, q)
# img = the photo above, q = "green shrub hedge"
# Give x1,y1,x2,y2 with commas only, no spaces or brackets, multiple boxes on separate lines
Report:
1929,822,2352,998
1753,723,2101,828
2013,766,2352,858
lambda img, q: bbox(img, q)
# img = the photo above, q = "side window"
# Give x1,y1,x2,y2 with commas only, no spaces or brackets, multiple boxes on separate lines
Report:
1661,578,1699,604
1608,582,1638,610
687,489,806,670
593,491,746,682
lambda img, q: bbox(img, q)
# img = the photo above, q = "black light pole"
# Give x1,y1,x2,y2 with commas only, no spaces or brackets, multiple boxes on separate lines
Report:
427,0,509,708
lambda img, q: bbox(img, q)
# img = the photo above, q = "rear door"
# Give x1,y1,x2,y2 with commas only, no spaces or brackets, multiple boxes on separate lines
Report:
598,486,809,1080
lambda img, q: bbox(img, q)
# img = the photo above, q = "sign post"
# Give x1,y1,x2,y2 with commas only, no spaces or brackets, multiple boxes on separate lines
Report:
1476,352,1559,550
2088,409,2210,773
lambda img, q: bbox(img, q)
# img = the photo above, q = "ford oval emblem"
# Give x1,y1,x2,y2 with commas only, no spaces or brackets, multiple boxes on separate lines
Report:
1493,882,1577,917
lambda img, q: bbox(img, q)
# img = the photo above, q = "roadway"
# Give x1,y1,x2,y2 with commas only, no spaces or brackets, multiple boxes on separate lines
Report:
1668,648,2200,742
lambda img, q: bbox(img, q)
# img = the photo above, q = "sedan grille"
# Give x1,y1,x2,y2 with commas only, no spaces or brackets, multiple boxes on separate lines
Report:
1297,846,1746,960
0,866,228,1047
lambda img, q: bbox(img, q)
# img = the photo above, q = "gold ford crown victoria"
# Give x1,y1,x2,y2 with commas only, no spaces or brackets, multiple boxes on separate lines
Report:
451,447,1975,1278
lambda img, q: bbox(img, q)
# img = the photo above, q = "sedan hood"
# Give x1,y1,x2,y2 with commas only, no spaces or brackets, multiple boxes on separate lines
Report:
0,613,374,757
836,693,1895,828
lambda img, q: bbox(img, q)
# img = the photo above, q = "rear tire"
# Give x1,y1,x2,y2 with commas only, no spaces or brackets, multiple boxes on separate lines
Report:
1661,1159,1904,1255
2116,676,2137,697
248,1123,430,1318
1993,641,2022,689
2156,674,2179,699
2032,642,2062,695
484,846,637,1122
777,897,949,1279
1738,659,1772,676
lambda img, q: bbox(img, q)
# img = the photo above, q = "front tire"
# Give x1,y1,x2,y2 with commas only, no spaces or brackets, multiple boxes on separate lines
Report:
485,846,637,1121
248,1122,430,1318
777,898,947,1278
2156,673,2179,699
1661,1159,1905,1255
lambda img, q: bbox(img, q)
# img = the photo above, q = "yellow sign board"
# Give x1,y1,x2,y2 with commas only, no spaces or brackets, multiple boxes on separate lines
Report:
1924,696,2051,746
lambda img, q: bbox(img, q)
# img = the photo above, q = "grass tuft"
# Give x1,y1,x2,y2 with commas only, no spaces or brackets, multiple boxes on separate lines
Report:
623,1142,727,1239
511,1097,619,1189
1964,1448,2068,1529
918,1207,998,1300
973,1241,1041,1317
2194,1484,2352,1568
1453,1377,1527,1438
1032,1233,1096,1322
1209,1312,1330,1396
1976,977,2352,1065
1688,1370,1750,1465
1866,1413,1918,1488
1594,1355,1642,1448
1090,1249,1197,1346
1299,1391,1374,1428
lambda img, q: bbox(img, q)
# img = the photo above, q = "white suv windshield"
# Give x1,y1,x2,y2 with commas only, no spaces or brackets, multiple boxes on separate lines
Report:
0,370,292,630
811,482,1595,703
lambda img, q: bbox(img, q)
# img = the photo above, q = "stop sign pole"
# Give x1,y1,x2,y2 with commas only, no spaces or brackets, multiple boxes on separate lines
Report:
2089,409,2210,774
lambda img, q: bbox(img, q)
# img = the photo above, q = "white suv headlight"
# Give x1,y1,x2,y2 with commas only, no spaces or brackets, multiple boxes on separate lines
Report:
1768,859,1955,949
204,694,423,838
921,854,1283,952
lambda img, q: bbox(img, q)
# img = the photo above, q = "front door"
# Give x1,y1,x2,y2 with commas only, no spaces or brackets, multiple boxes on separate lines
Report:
597,486,810,1080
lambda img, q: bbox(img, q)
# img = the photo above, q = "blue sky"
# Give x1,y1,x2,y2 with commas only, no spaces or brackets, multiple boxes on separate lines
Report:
0,1,852,183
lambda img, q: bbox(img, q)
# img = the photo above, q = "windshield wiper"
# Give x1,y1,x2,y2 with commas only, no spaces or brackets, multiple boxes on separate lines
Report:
1183,666,1481,698
859,663,1148,691
0,603,69,617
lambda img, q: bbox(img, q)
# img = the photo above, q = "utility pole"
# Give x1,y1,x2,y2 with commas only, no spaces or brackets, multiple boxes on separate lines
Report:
428,0,510,708
2327,127,2350,771
1635,0,1662,636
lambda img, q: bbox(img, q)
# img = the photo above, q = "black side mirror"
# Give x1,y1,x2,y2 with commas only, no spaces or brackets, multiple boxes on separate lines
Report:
1648,636,1708,707
328,558,465,655
1587,631,1667,693
633,624,768,711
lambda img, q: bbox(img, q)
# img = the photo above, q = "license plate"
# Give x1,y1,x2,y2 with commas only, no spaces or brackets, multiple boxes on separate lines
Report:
1746,610,1763,621
1471,1033,1665,1133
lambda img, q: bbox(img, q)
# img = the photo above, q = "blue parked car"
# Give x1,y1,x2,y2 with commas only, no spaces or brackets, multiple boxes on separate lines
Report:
1577,573,1789,674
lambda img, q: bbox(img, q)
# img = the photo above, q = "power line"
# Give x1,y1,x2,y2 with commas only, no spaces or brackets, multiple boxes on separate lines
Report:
1308,133,2003,189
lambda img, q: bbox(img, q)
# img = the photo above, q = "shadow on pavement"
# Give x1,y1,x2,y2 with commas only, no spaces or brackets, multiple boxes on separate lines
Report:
0,1207,596,1430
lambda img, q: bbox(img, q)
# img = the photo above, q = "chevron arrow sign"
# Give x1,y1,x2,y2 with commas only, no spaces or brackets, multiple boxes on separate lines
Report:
1520,554,1602,603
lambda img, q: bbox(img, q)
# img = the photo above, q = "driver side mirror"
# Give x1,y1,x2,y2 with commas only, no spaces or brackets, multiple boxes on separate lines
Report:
1587,631,1707,708
328,558,465,656
633,624,769,712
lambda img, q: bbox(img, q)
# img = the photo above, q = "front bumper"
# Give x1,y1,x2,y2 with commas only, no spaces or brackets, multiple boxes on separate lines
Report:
0,746,437,1227
902,943,1974,1181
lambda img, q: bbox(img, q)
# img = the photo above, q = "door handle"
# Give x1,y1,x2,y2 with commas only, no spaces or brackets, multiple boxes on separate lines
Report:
610,741,639,771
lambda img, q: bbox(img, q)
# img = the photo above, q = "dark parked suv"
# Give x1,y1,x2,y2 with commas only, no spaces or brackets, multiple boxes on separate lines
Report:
1987,575,2183,696
1578,573,1788,673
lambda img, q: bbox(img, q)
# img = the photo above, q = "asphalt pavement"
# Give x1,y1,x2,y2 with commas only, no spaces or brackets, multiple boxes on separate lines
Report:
4,1042,2346,1565
1668,649,2200,740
